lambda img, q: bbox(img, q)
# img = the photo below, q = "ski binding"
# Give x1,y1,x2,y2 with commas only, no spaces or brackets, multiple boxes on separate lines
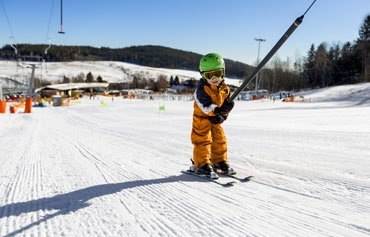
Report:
181,170,236,187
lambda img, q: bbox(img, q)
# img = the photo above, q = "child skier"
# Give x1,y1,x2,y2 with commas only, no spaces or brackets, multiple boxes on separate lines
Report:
191,53,235,178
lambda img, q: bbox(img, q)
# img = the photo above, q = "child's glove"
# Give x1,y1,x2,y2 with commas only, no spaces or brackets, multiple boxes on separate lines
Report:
215,100,234,114
208,114,226,124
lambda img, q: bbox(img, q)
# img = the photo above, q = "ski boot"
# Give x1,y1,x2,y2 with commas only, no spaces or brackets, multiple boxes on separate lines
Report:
195,163,219,179
213,161,236,175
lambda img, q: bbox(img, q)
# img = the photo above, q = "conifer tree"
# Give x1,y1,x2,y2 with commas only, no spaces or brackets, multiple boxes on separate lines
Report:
358,14,370,81
86,72,94,83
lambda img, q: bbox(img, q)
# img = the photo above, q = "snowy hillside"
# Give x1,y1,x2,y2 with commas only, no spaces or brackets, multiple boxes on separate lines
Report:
0,82,369,236
0,60,243,87
296,83,370,106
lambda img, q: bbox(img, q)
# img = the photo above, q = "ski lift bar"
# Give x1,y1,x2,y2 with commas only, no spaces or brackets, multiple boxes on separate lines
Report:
9,41,17,55
228,0,317,102
58,0,65,34
44,38,52,55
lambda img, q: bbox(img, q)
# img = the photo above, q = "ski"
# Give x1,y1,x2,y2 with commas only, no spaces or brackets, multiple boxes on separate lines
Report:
216,172,253,183
181,170,236,187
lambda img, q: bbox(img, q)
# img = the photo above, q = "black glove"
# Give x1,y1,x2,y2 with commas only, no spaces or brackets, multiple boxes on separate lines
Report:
209,114,225,124
215,100,234,114
221,113,228,121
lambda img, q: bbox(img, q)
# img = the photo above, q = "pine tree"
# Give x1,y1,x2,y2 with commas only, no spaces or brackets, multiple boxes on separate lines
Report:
339,42,361,84
86,72,94,83
328,45,341,85
96,75,104,83
358,14,370,82
314,43,330,87
303,44,316,88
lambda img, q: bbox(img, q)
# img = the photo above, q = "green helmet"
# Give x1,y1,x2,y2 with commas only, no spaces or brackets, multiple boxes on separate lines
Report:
199,53,225,73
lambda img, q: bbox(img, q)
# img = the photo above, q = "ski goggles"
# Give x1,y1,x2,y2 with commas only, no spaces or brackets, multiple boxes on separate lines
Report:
202,69,225,80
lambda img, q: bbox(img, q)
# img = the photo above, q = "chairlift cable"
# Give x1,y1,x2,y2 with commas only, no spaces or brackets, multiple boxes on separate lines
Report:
0,0,18,54
45,0,55,44
44,0,55,57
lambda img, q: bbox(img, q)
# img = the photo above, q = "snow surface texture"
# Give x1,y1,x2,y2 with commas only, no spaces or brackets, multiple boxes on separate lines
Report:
1,65,370,236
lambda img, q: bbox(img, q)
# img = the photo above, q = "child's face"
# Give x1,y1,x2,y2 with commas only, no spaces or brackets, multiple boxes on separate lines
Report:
207,78,223,86
203,69,224,86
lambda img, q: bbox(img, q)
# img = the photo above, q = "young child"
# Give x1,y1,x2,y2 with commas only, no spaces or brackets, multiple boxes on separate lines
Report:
191,53,235,178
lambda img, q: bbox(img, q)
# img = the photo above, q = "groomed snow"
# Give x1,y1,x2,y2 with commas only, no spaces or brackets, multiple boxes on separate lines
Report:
1,79,370,236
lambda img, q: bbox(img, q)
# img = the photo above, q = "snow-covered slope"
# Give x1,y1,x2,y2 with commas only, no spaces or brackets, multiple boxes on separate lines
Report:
0,83,369,236
297,83,370,106
0,60,243,87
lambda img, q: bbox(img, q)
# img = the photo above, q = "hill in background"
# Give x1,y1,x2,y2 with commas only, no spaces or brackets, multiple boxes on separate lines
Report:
0,44,254,79
0,60,244,91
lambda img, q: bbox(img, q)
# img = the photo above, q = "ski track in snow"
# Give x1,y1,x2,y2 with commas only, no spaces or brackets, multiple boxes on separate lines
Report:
0,95,370,237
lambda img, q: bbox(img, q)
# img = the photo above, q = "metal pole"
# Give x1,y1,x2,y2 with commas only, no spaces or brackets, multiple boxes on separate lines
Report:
29,65,36,97
58,0,65,34
60,0,63,26
254,38,266,97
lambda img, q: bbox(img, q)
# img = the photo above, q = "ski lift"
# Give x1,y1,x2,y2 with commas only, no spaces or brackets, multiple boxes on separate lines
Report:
2,0,58,97
58,0,65,34
20,55,43,66
9,38,19,71
9,42,17,55
17,55,42,97
44,38,52,55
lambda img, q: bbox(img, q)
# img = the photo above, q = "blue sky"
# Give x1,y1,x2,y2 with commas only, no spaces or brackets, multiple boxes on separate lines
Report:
1,0,369,65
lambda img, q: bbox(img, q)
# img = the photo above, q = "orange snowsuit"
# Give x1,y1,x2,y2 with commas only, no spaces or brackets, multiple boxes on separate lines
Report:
191,78,230,169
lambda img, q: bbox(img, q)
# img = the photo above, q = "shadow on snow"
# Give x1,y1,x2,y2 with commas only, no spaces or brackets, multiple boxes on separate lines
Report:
0,173,203,237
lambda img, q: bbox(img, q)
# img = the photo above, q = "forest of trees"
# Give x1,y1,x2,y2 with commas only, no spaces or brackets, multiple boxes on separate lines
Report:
1,15,369,93
256,14,370,93
0,44,253,80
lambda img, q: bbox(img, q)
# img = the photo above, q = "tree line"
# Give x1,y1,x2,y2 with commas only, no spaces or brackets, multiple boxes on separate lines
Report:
253,14,370,92
0,44,253,80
